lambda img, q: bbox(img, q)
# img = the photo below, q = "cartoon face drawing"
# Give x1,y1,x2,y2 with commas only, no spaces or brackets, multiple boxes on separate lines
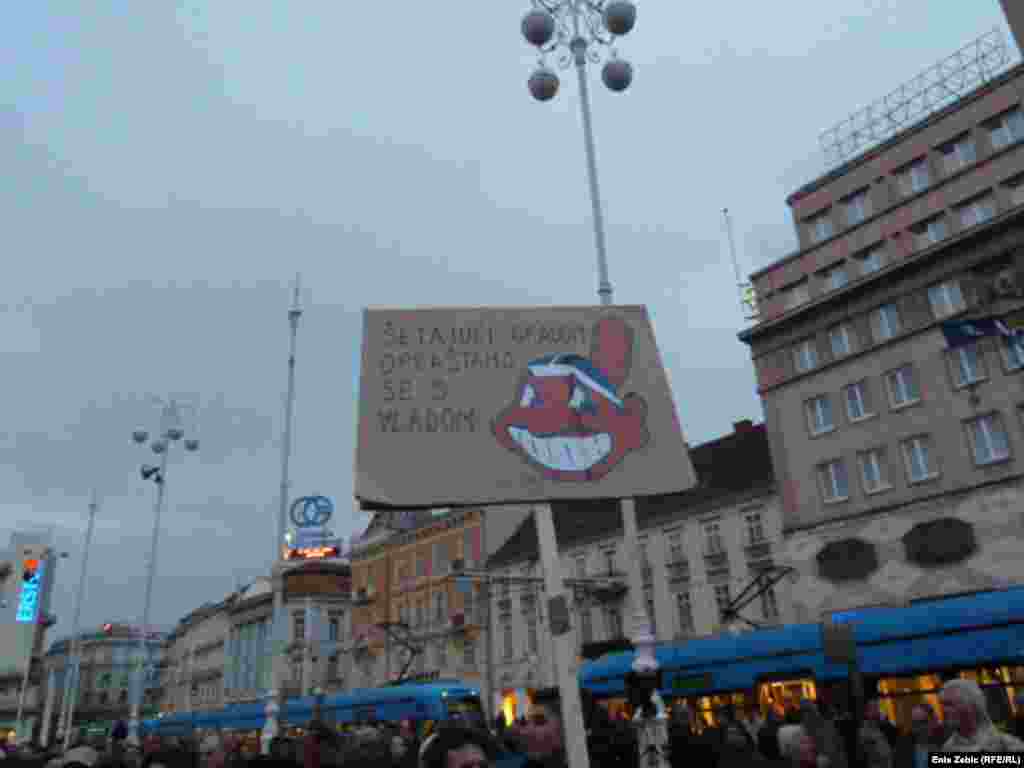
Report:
491,316,650,482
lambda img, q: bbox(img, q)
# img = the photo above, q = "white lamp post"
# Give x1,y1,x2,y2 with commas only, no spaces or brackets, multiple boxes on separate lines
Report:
126,400,199,746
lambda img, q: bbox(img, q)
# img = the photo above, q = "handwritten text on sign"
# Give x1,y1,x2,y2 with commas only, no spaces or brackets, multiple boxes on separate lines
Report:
377,320,588,434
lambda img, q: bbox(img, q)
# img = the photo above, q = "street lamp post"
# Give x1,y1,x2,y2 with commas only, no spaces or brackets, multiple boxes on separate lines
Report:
520,5,662,767
265,278,303,753
127,400,200,746
58,493,99,752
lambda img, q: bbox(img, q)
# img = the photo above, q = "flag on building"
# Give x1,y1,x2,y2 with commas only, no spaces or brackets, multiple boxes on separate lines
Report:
941,316,1015,348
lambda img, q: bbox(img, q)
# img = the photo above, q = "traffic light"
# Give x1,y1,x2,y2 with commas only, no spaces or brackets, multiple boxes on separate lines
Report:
23,558,40,583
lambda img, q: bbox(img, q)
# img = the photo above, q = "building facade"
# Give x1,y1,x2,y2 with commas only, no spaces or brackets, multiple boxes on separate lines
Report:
349,509,486,689
43,625,163,743
347,504,530,693
159,559,354,710
740,57,1024,622
1,530,60,743
486,421,784,721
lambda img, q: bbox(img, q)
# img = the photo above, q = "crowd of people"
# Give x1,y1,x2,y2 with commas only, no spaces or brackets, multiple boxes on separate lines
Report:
2,679,1023,768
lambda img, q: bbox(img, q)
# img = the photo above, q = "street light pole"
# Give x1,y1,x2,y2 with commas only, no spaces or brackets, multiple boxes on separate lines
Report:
521,5,663,767
127,400,200,746
265,277,303,752
59,493,98,752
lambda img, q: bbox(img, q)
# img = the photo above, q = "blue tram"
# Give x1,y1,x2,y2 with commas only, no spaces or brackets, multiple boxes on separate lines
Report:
579,587,1024,730
142,680,484,738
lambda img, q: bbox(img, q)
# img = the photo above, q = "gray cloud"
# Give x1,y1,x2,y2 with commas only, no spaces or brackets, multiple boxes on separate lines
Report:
1,0,1013,638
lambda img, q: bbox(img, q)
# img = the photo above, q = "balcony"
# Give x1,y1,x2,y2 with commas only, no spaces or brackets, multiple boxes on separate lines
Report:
744,538,772,560
704,551,729,577
666,560,690,583
591,582,628,603
580,637,632,661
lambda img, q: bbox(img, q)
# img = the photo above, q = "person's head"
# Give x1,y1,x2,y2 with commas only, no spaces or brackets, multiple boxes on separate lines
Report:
777,725,809,766
723,721,750,750
910,704,936,743
858,724,891,768
864,701,882,722
420,727,495,768
940,679,990,739
521,689,563,760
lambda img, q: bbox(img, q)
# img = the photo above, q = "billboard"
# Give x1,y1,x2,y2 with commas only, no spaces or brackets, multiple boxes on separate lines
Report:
355,305,695,508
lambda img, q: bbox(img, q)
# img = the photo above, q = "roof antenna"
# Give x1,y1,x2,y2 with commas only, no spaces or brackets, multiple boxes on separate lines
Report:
723,208,758,321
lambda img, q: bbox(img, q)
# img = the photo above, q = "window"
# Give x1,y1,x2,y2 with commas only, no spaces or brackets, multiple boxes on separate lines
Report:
950,344,985,388
988,108,1024,151
293,613,305,643
676,592,695,636
845,189,872,226
829,323,854,357
745,511,765,544
574,556,587,578
823,264,849,292
437,641,447,669
858,448,889,494
941,134,977,174
901,436,937,483
1007,176,1024,208
782,281,811,310
603,548,617,575
897,158,930,196
704,521,724,555
416,556,426,578
871,303,902,342
644,586,657,635
579,608,593,644
886,365,921,408
819,459,850,502
1004,334,1024,370
328,618,339,642
503,624,514,659
433,541,450,576
805,395,834,435
968,414,1011,465
605,606,624,639
808,211,834,243
794,339,818,373
464,588,475,624
913,216,948,250
957,195,995,229
761,587,780,621
857,246,885,276
844,380,872,421
714,584,732,623
929,280,965,319
667,533,684,564
434,592,446,624
527,619,538,654
463,640,476,668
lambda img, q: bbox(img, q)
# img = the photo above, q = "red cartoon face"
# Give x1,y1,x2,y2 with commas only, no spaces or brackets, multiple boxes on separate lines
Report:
491,317,649,482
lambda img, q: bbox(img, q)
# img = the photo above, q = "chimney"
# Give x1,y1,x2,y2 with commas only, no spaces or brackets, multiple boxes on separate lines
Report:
733,419,754,434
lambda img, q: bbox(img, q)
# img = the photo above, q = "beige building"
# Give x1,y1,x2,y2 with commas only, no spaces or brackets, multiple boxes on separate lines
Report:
159,600,232,713
486,421,784,721
740,51,1024,622
150,559,353,713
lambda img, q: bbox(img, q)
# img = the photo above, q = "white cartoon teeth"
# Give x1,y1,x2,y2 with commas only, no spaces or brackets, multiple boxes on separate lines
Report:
508,427,612,471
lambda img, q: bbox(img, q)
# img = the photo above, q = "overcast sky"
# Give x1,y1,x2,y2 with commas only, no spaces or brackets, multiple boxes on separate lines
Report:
1,1,1015,641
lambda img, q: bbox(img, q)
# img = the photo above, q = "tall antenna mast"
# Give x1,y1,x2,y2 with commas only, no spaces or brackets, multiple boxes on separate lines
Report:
723,208,759,321
277,274,303,563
